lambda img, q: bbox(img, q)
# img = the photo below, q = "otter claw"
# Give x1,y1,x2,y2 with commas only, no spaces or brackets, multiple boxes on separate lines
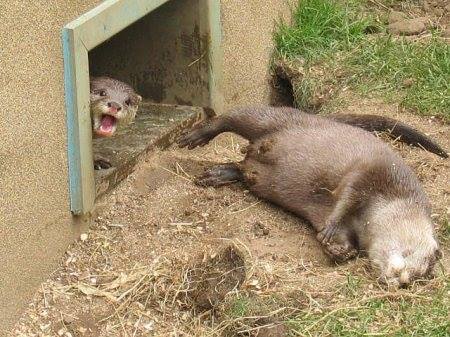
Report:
317,220,339,244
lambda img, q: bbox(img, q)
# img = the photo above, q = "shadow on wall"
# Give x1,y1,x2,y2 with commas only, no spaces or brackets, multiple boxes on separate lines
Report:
89,0,210,107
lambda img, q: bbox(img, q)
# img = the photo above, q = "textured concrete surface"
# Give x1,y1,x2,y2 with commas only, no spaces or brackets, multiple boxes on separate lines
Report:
0,1,101,334
94,103,202,198
0,0,290,334
220,0,291,110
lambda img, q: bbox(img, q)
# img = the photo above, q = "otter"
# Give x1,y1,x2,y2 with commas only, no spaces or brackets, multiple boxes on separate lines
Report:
90,76,142,169
177,106,445,286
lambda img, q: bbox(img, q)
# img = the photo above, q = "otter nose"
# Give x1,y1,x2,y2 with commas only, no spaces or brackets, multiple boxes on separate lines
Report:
398,269,411,288
107,102,122,112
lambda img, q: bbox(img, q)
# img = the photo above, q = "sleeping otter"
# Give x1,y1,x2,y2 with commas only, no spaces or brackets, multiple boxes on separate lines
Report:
178,106,445,286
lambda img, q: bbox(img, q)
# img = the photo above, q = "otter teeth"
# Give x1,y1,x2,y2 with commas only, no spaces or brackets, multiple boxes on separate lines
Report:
100,114,117,133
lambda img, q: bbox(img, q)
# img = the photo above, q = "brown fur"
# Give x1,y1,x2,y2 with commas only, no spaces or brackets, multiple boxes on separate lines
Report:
329,113,448,158
178,106,443,286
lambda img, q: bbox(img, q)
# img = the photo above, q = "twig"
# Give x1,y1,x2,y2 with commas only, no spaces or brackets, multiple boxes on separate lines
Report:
229,201,262,214
188,52,206,67
159,165,192,182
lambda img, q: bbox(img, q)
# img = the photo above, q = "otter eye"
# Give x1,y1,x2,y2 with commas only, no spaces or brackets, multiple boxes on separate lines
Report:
99,90,106,96
125,98,132,106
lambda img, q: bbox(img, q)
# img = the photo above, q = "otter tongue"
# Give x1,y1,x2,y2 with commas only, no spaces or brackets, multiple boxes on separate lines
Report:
100,115,116,132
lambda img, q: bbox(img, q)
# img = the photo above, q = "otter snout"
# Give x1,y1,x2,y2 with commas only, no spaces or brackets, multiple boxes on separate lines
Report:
379,246,441,287
381,254,409,287
107,101,122,114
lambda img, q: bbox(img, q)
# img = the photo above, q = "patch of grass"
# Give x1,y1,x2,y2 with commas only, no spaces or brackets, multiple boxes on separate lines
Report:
228,296,251,318
348,37,450,118
274,0,374,61
274,0,450,120
438,215,450,242
220,275,449,337
287,279,450,336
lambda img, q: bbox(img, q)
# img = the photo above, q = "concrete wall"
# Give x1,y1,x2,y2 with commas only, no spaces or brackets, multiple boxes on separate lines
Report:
0,0,289,334
0,1,102,334
220,0,290,110
90,0,211,107
90,0,290,111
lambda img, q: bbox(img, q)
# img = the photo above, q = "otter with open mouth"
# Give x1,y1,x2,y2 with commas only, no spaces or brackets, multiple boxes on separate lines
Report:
90,76,142,169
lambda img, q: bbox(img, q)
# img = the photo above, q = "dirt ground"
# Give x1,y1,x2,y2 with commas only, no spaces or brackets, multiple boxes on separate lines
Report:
10,91,450,336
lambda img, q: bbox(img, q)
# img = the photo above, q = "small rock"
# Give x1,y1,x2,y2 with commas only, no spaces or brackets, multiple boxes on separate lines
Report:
402,78,415,88
253,221,270,237
388,11,406,24
433,8,443,16
143,321,155,331
80,233,88,241
77,327,87,334
389,18,427,35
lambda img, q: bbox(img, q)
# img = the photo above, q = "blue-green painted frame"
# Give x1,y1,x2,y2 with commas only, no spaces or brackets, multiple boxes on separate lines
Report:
62,0,222,215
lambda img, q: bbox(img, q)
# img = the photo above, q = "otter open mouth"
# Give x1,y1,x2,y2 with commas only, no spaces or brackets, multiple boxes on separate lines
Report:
96,114,117,137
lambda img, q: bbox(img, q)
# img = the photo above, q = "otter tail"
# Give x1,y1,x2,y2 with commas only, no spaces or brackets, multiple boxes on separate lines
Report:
329,114,448,158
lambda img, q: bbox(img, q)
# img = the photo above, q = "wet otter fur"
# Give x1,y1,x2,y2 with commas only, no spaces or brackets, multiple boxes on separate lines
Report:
90,76,142,169
178,106,444,286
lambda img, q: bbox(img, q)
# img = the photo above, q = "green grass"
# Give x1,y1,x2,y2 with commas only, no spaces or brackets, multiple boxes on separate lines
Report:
274,0,450,120
287,284,450,336
287,297,449,336
222,276,449,337
274,0,373,61
348,37,450,117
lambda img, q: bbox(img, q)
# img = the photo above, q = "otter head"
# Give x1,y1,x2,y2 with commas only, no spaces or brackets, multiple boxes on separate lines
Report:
90,76,142,137
369,200,442,287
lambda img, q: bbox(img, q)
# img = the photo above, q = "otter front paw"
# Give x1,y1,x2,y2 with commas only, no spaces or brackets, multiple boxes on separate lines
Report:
317,220,340,244
324,243,358,263
177,125,212,149
94,158,112,170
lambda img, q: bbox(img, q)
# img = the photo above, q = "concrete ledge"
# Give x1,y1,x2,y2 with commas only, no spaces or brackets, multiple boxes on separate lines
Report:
93,102,202,198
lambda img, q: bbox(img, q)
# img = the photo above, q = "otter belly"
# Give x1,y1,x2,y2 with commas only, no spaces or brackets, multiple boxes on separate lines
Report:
240,126,386,230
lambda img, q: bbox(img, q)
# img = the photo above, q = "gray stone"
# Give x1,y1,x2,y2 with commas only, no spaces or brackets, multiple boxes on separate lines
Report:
388,18,427,35
388,11,406,24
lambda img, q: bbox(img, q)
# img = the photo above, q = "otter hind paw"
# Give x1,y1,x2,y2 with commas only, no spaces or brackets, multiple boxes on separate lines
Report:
195,165,242,187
